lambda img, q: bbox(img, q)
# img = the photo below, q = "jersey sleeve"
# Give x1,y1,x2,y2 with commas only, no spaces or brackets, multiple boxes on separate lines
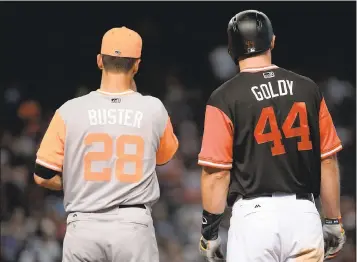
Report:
154,100,178,165
36,110,66,171
198,94,234,169
319,98,342,159
156,117,179,165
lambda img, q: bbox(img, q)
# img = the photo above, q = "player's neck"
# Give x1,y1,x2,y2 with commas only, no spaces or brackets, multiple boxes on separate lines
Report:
99,72,133,94
238,52,272,71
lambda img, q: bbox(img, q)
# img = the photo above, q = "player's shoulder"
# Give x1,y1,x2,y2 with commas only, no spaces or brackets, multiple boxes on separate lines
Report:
278,67,319,88
141,95,169,119
141,95,169,124
58,93,94,111
141,94,166,111
208,73,244,106
55,92,95,119
142,94,164,105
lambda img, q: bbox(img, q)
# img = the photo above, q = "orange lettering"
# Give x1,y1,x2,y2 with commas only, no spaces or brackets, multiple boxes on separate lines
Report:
254,107,285,156
83,133,145,183
115,135,144,183
282,102,312,151
84,133,112,181
254,102,312,156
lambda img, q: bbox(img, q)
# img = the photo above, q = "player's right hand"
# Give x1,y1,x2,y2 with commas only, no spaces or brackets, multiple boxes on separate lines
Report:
199,236,225,262
323,218,346,260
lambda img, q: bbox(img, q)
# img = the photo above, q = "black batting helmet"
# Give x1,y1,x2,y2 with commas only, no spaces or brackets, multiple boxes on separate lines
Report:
227,10,274,65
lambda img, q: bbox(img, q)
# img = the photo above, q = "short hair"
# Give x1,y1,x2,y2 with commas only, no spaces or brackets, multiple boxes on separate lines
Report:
101,55,138,73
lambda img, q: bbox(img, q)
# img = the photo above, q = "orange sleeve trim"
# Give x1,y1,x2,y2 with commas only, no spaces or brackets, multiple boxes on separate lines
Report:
198,156,232,165
319,98,342,156
198,159,232,170
321,144,343,159
36,111,66,169
198,105,234,164
156,117,179,165
36,158,62,172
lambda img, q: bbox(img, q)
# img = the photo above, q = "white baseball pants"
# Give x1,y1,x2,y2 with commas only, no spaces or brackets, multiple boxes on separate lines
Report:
227,194,324,262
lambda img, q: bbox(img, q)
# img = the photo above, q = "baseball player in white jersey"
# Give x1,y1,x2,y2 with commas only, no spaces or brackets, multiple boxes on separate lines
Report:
34,27,179,262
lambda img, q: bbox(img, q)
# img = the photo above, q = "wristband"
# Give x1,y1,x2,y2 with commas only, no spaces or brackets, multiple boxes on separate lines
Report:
34,163,58,179
324,217,342,225
201,210,224,240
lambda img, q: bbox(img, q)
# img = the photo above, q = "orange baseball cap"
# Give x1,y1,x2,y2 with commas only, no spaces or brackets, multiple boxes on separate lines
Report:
100,27,142,58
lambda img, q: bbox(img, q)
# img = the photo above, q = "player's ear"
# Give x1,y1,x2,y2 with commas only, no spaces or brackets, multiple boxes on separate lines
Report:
271,35,276,50
132,59,141,75
97,54,104,70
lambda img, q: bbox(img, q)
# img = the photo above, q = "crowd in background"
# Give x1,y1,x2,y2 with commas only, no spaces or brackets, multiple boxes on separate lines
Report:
1,9,356,260
1,67,356,262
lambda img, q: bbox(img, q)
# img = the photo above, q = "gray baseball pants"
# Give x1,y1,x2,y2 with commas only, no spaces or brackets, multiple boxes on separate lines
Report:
62,206,159,262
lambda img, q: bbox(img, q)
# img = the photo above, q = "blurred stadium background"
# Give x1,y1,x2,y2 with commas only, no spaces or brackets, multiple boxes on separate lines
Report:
1,2,355,262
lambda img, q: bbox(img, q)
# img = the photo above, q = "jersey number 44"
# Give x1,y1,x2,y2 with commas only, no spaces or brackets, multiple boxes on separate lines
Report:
254,102,312,156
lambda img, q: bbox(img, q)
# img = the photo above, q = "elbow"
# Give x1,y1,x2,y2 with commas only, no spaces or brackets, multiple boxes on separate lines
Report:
212,171,230,181
202,166,230,180
321,154,337,164
33,174,48,187
321,154,339,172
33,173,62,191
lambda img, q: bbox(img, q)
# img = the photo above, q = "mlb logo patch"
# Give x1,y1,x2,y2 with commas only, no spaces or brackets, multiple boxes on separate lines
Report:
245,41,255,53
111,98,121,103
114,50,121,55
263,71,275,79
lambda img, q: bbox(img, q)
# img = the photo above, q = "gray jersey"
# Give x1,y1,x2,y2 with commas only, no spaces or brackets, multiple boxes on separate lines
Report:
36,90,178,213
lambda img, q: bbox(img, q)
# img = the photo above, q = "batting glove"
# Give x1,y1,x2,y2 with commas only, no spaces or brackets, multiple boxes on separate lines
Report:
199,236,225,262
323,218,346,260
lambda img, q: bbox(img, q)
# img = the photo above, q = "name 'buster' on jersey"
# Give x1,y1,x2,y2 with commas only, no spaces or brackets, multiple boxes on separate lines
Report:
33,27,179,262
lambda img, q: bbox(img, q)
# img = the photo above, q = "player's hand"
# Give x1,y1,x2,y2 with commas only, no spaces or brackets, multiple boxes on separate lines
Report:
199,236,225,262
323,218,346,260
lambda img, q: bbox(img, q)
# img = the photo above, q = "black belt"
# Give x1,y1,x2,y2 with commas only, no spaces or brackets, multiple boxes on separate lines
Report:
119,204,146,209
242,193,314,203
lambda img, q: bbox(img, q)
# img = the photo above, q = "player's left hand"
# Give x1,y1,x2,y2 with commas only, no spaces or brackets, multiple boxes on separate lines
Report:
199,236,225,262
323,218,346,260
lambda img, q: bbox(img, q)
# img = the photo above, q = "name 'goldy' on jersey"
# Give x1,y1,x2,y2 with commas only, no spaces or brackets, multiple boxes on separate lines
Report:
198,65,342,206
198,10,344,262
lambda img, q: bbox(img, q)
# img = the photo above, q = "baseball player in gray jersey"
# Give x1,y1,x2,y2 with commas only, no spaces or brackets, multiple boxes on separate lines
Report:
34,27,179,262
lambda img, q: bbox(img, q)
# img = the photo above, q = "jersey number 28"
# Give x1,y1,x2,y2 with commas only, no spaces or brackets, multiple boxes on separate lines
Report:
254,102,312,156
83,133,144,183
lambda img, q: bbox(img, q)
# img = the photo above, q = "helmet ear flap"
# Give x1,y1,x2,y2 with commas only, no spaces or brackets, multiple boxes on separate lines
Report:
227,27,239,65
228,49,239,65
